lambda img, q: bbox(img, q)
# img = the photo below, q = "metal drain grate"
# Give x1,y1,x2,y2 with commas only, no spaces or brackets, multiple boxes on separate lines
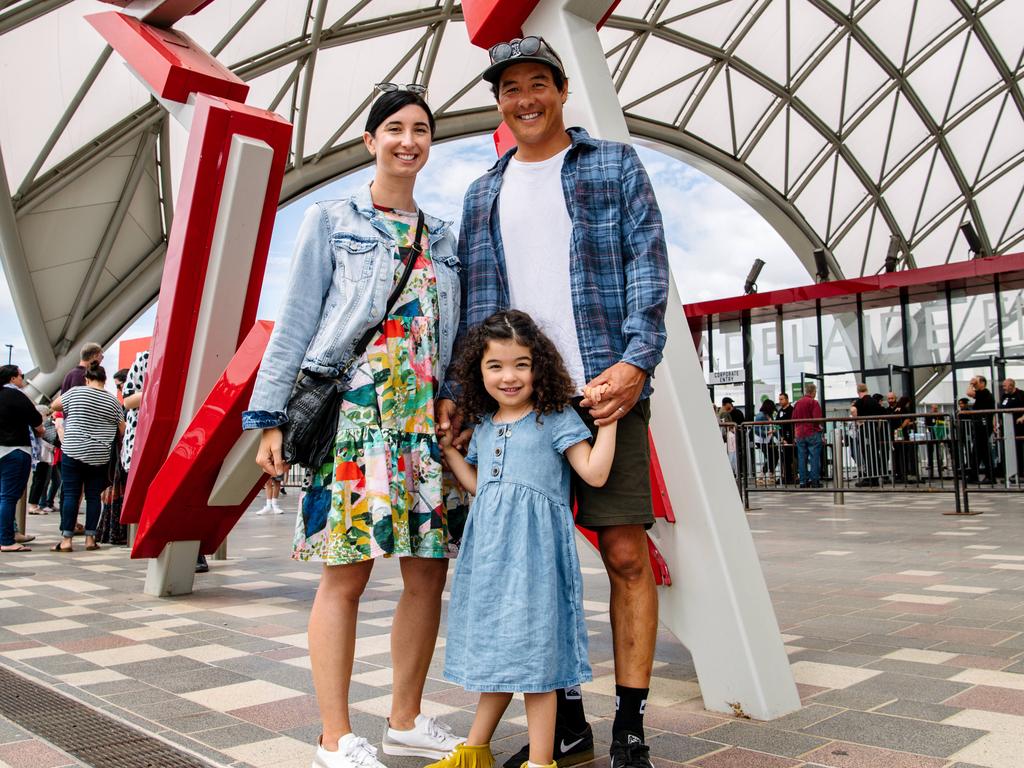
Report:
0,666,212,767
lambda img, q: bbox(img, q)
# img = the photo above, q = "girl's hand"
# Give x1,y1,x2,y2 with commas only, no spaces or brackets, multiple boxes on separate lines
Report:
583,383,611,403
256,427,289,476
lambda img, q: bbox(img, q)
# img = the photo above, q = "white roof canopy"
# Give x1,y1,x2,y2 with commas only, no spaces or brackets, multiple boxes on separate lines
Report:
1,0,1022,379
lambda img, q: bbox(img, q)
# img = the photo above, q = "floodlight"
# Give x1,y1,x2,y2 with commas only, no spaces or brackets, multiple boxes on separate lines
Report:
959,221,984,258
884,235,900,273
813,249,829,283
744,258,765,294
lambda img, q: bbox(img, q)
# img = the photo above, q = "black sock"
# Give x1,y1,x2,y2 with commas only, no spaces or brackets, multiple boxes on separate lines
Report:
612,685,648,740
556,686,588,732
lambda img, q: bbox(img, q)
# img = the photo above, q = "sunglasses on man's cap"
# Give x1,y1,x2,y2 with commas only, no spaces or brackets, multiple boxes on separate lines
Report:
482,36,565,84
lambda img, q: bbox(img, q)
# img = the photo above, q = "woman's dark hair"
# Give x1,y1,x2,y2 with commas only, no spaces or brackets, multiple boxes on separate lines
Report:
454,310,575,425
365,90,436,137
759,398,775,416
0,364,20,385
113,368,129,384
84,365,107,384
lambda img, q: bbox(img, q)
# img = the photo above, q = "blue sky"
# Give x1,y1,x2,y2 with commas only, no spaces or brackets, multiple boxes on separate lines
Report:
0,135,809,370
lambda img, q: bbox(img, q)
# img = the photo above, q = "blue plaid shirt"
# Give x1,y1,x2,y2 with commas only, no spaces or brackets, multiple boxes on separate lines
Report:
445,127,669,399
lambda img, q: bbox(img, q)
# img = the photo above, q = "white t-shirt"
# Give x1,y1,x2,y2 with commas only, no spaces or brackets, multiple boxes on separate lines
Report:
499,147,586,392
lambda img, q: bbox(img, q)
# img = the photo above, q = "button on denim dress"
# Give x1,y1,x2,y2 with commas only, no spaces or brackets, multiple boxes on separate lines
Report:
444,408,593,693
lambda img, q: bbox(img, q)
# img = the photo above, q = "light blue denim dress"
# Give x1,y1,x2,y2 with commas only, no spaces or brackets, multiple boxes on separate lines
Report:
444,408,593,693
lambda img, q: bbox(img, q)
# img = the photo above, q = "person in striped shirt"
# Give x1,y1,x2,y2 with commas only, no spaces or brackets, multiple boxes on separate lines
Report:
48,366,125,552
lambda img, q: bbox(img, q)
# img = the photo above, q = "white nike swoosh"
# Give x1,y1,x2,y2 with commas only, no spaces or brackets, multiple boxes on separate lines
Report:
560,738,585,753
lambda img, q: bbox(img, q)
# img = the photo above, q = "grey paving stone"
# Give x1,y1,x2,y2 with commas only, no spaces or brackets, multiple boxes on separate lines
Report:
642,732,725,763
764,704,844,732
874,699,963,722
697,722,828,758
817,671,970,707
801,710,985,758
194,722,277,748
147,667,253,694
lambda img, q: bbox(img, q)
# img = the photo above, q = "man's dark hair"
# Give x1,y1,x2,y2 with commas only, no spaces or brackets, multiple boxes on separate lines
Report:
365,90,436,137
84,365,107,384
0,364,20,385
491,64,566,100
976,374,987,386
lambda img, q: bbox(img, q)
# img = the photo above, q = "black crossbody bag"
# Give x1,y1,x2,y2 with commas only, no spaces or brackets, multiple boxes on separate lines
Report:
282,211,425,469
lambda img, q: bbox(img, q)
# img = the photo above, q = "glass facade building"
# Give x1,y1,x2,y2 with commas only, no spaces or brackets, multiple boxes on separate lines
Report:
687,253,1024,417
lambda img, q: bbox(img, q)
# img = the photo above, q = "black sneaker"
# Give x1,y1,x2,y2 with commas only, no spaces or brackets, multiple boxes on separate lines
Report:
610,733,652,768
501,723,594,768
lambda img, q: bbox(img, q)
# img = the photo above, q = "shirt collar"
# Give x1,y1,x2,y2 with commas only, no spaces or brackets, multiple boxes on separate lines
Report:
350,181,451,239
488,126,598,174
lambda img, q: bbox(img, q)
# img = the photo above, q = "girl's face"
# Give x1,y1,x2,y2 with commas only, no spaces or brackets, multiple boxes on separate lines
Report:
481,339,534,410
363,104,432,180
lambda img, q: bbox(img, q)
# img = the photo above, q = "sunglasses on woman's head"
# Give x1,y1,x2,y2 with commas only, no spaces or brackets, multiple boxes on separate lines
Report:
488,36,545,65
375,82,427,95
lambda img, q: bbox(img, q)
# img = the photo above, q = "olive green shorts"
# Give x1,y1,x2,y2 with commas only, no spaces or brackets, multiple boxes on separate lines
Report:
571,398,655,530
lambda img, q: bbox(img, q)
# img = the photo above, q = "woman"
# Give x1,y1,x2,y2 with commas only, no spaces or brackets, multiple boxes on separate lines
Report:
243,88,464,768
1,365,43,552
753,398,777,480
49,365,125,552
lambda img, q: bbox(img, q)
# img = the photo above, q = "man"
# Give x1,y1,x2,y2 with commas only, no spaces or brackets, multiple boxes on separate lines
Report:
792,383,823,488
774,393,795,485
967,375,995,481
853,383,884,486
61,342,103,394
1,366,42,549
999,378,1024,479
719,397,745,425
438,36,668,768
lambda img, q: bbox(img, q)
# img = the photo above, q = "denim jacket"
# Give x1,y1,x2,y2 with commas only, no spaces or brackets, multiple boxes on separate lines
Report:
243,183,461,430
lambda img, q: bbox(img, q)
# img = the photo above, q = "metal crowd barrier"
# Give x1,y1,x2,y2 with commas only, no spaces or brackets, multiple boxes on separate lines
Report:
729,411,967,515
954,407,1024,512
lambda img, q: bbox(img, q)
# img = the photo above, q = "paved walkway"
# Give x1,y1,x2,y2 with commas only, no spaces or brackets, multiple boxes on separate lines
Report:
1,491,1022,768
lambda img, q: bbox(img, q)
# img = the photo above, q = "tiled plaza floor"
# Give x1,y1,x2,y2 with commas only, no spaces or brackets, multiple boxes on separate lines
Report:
1,490,1023,768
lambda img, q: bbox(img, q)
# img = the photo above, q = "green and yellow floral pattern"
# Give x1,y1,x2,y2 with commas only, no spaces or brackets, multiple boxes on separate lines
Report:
293,210,468,564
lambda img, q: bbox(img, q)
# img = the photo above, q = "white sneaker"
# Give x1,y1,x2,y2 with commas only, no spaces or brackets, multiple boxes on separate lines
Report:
271,500,284,515
313,733,387,768
382,714,463,759
256,503,271,516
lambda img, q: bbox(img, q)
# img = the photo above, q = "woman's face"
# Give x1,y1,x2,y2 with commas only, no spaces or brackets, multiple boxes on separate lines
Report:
363,104,432,180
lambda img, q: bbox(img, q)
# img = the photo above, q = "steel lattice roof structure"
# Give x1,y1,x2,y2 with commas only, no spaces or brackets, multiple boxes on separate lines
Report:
1,0,1022,384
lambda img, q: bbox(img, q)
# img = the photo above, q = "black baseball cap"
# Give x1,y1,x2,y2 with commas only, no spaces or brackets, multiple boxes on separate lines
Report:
721,397,734,405
482,36,566,85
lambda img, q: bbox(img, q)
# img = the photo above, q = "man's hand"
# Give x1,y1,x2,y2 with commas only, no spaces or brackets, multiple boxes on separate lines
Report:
256,427,288,477
437,398,473,450
581,362,647,426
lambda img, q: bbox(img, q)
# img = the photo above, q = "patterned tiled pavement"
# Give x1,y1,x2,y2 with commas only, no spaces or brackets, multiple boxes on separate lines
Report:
1,490,1023,768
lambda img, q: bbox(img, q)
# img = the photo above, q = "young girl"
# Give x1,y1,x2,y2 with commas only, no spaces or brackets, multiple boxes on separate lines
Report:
431,310,617,768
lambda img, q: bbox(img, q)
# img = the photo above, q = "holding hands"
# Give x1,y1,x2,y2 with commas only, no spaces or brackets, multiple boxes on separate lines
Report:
580,361,647,425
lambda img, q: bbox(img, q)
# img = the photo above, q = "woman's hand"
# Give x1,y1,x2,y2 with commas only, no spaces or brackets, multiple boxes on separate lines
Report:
256,428,288,476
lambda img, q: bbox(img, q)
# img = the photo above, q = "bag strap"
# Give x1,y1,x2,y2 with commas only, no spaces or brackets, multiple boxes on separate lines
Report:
349,210,426,361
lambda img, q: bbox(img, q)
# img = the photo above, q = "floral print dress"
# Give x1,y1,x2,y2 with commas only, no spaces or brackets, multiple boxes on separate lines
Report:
293,208,467,564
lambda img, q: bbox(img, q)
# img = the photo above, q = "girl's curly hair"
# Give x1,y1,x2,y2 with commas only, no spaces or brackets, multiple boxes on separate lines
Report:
453,310,576,425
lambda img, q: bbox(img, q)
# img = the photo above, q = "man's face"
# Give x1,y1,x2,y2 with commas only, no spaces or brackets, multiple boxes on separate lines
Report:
496,62,567,149
1003,379,1015,394
12,370,24,388
887,393,897,407
778,395,789,408
722,401,733,412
